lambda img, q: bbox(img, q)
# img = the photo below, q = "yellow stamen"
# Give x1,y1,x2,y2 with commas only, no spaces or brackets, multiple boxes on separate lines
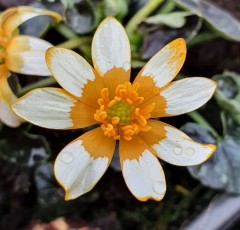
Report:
94,81,154,141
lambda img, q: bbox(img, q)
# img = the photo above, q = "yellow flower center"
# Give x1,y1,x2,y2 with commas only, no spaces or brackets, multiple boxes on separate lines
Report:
94,81,155,141
106,101,132,126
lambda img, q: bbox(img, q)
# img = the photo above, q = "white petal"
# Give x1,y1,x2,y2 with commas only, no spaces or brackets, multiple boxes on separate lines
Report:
91,17,131,76
12,88,76,129
0,101,22,127
54,128,115,200
122,150,166,201
46,47,95,97
160,77,217,115
6,35,52,75
153,125,216,166
137,38,186,88
0,67,23,127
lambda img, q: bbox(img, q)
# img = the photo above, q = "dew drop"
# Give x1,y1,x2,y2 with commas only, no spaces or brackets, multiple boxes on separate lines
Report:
123,62,131,71
153,181,165,194
220,174,228,184
60,152,74,164
185,147,195,156
173,146,183,155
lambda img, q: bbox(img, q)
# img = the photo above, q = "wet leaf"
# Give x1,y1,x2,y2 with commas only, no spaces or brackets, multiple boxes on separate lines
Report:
104,0,128,19
140,14,201,59
0,0,32,8
19,2,63,37
35,163,64,206
141,30,178,59
62,0,97,34
0,126,50,229
176,0,240,41
181,118,240,194
144,12,194,28
213,71,240,125
35,162,100,221
0,126,50,167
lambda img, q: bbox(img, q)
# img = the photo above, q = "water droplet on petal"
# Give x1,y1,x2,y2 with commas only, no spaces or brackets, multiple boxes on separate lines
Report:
123,62,131,71
153,181,165,194
60,152,74,164
173,146,183,155
185,147,195,156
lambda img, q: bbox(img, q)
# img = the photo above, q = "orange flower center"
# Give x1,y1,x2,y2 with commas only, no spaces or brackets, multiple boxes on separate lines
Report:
94,81,155,141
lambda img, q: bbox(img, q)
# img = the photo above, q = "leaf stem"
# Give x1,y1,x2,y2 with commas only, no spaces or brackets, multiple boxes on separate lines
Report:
187,111,221,139
125,0,165,36
55,24,92,62
17,78,57,97
57,36,91,49
187,32,219,47
159,0,176,14
55,23,76,39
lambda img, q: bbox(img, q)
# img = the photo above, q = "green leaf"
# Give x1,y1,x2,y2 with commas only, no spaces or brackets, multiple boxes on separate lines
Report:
175,0,240,41
62,0,97,34
214,71,240,125
0,126,50,167
182,120,240,194
104,0,129,19
144,11,193,28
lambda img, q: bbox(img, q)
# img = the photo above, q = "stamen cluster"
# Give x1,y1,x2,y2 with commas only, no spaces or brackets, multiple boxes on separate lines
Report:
94,82,155,141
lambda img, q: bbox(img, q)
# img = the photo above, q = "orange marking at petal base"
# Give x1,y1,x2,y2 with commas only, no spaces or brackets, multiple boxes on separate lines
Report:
5,36,29,71
81,70,105,107
70,98,98,129
119,135,150,162
139,119,167,155
101,67,130,98
94,81,155,141
79,127,116,159
134,76,168,118
81,68,129,107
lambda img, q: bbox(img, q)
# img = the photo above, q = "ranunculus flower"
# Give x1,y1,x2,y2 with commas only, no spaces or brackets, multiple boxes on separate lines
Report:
0,6,61,127
12,17,216,201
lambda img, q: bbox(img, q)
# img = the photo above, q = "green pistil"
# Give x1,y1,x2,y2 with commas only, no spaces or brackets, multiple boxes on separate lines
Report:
106,101,132,125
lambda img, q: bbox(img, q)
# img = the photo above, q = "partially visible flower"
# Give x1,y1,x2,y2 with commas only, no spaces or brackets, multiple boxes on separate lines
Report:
0,7,61,127
12,17,217,201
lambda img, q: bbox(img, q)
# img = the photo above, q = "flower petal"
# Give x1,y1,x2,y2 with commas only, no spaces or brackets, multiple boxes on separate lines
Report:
6,35,52,75
135,38,186,89
120,136,166,201
12,88,97,129
46,47,99,98
91,17,131,77
0,6,61,38
0,66,23,127
54,127,115,200
140,120,216,166
157,77,217,117
0,100,22,127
